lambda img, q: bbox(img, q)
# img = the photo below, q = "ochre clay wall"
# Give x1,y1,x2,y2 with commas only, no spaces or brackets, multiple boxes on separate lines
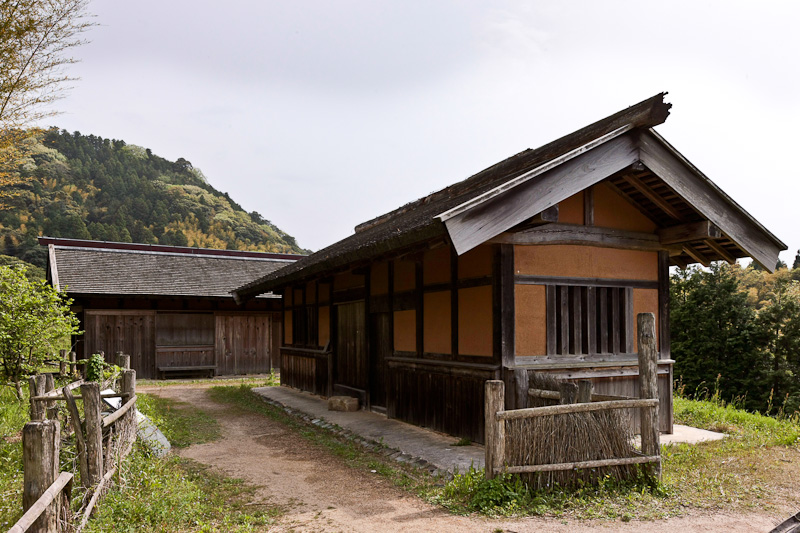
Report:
423,291,451,354
458,285,493,356
393,309,416,352
423,247,450,285
514,284,547,356
394,259,416,292
458,244,493,279
371,262,389,295
593,183,657,232
283,310,293,344
633,288,659,350
318,305,330,347
558,191,584,224
514,245,657,280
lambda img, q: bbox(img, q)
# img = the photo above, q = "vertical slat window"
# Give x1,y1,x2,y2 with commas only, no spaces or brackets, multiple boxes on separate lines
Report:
547,285,633,356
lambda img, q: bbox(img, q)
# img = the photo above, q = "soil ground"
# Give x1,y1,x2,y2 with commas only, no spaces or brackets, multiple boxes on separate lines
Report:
142,384,784,533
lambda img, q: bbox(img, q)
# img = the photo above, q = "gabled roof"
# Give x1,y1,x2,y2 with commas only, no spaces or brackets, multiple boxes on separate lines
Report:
233,94,785,302
40,237,300,299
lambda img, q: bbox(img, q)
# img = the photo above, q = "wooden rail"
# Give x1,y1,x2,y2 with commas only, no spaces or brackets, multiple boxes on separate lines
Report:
102,394,137,428
485,312,662,481
8,472,73,533
527,388,633,402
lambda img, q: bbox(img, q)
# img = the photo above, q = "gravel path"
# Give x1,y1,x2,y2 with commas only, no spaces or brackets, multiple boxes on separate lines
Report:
142,384,782,533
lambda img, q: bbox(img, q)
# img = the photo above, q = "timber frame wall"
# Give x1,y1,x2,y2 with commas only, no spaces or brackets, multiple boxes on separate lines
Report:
279,185,674,443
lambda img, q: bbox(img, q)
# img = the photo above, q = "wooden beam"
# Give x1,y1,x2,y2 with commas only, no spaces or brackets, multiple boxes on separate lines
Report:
682,244,711,267
490,223,680,254
704,239,737,265
639,130,785,271
657,221,722,245
443,134,639,255
670,256,689,270
622,174,683,220
511,205,560,231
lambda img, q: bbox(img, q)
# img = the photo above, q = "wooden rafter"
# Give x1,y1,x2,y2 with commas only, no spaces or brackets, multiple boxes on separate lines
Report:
704,239,737,265
658,221,722,245
622,174,683,220
682,244,711,267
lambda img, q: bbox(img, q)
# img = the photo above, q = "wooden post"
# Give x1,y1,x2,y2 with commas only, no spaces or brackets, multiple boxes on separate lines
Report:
29,376,46,421
115,352,130,370
81,383,103,485
513,368,529,409
577,380,594,403
63,386,89,488
59,349,68,377
43,374,57,420
23,419,60,533
559,382,578,404
69,351,77,376
121,369,137,439
485,380,505,480
637,312,661,480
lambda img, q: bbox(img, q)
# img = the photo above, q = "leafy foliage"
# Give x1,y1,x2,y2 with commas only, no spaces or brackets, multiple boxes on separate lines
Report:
0,129,306,267
672,262,800,415
85,352,105,382
0,264,79,397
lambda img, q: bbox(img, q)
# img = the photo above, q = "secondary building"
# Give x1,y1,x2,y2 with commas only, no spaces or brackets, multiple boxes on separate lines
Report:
42,237,301,379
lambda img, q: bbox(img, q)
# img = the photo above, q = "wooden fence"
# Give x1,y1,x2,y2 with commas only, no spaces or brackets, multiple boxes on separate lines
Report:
485,313,661,481
10,353,138,533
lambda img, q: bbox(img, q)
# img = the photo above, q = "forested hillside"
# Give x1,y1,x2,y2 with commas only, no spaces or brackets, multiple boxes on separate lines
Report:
672,260,800,416
0,128,306,268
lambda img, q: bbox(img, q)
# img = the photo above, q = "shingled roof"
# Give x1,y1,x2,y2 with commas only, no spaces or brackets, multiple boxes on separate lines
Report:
233,93,785,302
41,237,300,299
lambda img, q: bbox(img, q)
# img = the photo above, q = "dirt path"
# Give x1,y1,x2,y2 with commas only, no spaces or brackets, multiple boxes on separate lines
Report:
142,384,782,533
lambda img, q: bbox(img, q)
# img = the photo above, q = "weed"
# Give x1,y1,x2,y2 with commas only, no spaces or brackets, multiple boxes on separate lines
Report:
136,393,221,447
451,437,472,447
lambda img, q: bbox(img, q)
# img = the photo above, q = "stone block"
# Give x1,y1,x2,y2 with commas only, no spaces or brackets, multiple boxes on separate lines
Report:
328,396,359,412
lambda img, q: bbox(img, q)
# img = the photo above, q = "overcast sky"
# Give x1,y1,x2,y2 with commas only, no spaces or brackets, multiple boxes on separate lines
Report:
50,1,800,263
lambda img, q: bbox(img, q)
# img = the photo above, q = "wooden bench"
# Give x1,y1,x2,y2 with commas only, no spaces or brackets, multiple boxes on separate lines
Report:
157,365,216,380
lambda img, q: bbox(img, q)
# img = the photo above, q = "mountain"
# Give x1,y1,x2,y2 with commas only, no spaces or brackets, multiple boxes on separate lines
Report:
0,128,307,268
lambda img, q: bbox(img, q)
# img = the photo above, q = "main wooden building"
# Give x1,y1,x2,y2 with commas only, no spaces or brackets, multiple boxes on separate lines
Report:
42,237,301,379
233,94,785,443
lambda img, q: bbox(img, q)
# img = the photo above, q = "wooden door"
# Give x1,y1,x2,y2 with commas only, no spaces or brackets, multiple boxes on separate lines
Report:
84,311,156,379
369,313,390,409
215,314,273,375
335,301,366,390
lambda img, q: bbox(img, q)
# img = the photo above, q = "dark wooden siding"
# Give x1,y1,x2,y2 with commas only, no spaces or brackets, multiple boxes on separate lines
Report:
83,311,156,379
215,314,275,375
387,360,496,443
156,346,214,368
336,301,367,390
280,349,329,395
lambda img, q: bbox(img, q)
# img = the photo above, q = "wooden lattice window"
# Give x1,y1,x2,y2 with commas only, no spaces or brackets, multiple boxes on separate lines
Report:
546,285,633,356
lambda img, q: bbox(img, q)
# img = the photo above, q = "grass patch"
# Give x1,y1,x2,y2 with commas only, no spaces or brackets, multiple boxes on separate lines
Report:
0,386,27,530
207,385,438,496
138,372,279,389
136,393,221,448
85,448,279,532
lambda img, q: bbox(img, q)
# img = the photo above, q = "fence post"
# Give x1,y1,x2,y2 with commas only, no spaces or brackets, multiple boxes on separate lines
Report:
559,382,578,404
121,369,137,438
69,351,77,377
577,380,594,403
115,352,130,370
43,374,57,420
637,312,661,480
23,419,60,533
59,350,68,377
513,368,529,409
81,382,103,486
485,380,505,480
28,376,46,421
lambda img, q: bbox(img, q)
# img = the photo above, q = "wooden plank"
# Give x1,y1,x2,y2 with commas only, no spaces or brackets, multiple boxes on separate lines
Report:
658,251,671,362
497,398,658,420
545,285,557,355
559,286,570,355
583,185,594,226
571,287,582,354
586,287,596,355
599,287,608,354
611,288,620,354
500,244,515,367
490,223,671,253
444,133,640,255
639,130,784,271
503,455,660,474
622,174,682,220
10,471,72,533
657,220,721,245
516,276,656,290
624,288,634,353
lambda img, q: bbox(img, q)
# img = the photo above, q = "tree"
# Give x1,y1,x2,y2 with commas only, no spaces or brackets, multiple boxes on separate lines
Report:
0,264,80,398
0,0,93,208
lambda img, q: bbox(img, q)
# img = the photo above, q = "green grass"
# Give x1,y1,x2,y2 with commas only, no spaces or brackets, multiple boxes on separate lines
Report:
136,393,221,447
85,450,279,532
137,372,279,389
0,386,27,530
